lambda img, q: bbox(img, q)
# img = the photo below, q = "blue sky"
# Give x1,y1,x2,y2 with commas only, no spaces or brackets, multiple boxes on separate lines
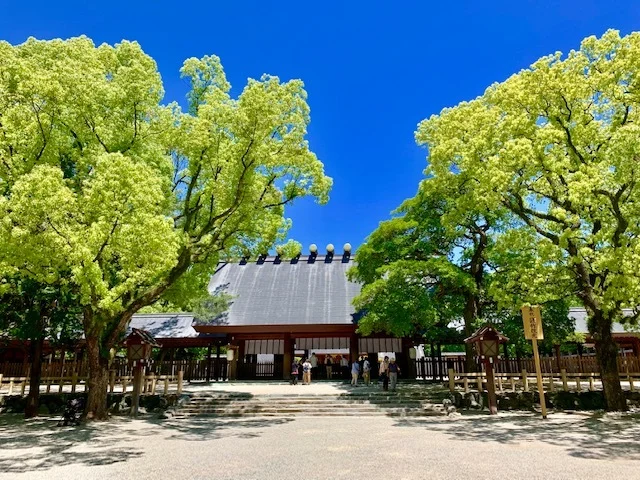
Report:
2,1,639,254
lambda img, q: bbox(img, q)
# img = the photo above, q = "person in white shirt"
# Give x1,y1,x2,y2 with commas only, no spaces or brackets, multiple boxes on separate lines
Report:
302,358,312,385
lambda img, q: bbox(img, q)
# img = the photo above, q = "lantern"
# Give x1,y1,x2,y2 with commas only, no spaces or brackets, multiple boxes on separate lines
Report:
125,328,161,367
464,325,509,415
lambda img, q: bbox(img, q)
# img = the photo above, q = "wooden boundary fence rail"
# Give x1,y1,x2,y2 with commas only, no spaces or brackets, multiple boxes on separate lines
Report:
0,372,184,396
448,368,640,394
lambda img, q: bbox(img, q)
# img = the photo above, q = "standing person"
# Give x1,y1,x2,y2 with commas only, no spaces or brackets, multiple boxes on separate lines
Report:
302,357,312,385
379,356,390,391
326,355,333,380
290,360,299,385
309,352,318,379
362,356,371,386
388,358,401,391
340,355,349,379
351,359,361,386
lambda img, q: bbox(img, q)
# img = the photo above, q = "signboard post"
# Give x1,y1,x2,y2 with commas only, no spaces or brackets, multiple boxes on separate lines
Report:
521,305,547,419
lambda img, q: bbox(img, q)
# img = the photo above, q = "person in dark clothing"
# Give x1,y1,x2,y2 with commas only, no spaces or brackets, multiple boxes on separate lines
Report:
290,361,299,385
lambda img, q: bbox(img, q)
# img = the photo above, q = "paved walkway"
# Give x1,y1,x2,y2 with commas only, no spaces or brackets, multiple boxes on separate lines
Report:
1,408,639,479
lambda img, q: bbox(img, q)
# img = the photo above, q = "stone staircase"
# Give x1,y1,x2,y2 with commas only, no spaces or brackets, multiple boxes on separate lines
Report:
176,386,449,418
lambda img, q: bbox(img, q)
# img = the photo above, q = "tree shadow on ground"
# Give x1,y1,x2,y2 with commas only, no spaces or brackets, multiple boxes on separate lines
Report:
392,411,640,460
155,417,295,442
0,410,293,473
0,415,148,473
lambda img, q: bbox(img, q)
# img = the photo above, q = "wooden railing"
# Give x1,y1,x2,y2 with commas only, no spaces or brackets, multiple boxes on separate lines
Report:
0,358,228,382
448,368,640,394
0,371,185,396
415,353,640,380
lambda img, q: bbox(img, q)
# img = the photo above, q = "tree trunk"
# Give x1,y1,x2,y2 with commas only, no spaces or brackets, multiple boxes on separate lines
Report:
24,336,44,419
463,295,477,372
593,312,627,411
84,336,110,420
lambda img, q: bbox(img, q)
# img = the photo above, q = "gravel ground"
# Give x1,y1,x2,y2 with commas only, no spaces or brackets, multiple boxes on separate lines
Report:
1,410,639,480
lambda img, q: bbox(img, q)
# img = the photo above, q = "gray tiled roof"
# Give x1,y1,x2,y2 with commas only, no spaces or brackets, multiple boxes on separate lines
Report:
128,313,198,338
569,307,632,334
207,255,361,326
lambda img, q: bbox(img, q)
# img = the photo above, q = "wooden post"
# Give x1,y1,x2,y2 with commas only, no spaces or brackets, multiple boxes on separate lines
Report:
131,364,143,417
589,374,595,392
448,369,455,392
151,374,157,395
72,372,78,393
629,375,635,393
522,369,529,392
531,339,548,419
576,376,582,392
164,376,169,395
561,369,568,391
21,378,27,395
511,375,516,392
8,378,14,395
206,343,213,383
463,377,469,393
485,359,498,415
122,375,127,393
476,375,483,393
548,375,555,392
216,342,222,382
497,375,503,393
177,370,184,394
109,370,116,393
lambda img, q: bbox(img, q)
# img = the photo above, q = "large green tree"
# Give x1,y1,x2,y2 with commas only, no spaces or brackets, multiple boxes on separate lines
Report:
348,176,502,371
0,37,331,419
417,30,640,411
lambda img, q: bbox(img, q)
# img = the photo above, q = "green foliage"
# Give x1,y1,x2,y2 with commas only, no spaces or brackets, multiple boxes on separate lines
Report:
0,36,331,348
0,37,331,416
0,276,82,345
348,178,497,341
418,30,640,327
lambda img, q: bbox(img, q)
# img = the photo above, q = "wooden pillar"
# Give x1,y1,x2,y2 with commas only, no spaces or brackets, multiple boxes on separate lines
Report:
349,333,359,367
485,359,498,415
554,344,562,373
437,343,443,381
502,343,510,373
283,334,292,381
430,343,437,381
206,343,213,383
216,342,222,382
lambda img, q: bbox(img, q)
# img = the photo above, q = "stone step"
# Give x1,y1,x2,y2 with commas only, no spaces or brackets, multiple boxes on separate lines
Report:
176,410,444,418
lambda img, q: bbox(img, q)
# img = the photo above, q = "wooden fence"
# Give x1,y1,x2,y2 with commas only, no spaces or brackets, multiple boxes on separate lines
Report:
448,368,640,394
0,371,184,396
415,353,640,380
0,358,228,382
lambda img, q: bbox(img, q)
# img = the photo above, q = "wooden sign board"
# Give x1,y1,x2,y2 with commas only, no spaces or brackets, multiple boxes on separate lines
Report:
521,305,544,340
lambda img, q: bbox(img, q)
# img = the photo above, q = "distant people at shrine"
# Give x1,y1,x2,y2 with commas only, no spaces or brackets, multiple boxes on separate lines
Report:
340,355,349,379
362,356,371,385
351,359,361,386
325,355,334,379
290,360,299,385
379,356,390,391
388,358,400,391
302,358,312,385
309,353,318,378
